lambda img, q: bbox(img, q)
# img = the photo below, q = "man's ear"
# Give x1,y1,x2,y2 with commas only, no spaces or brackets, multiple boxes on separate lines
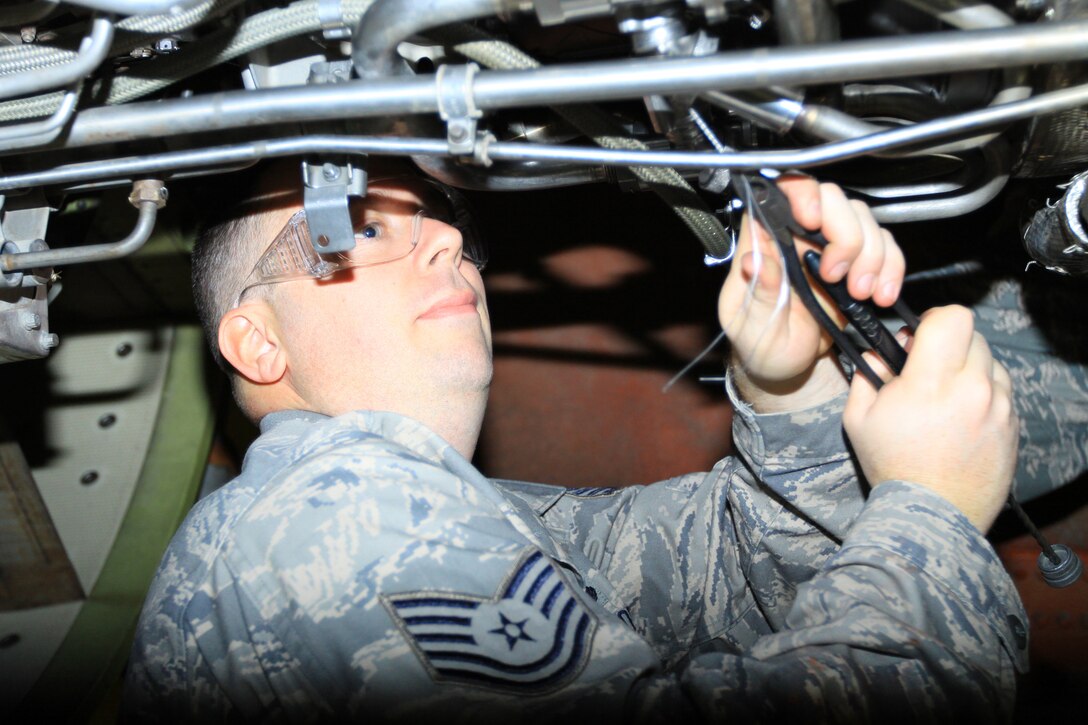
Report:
218,303,287,384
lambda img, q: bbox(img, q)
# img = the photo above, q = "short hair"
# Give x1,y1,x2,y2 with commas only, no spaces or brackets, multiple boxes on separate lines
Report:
191,164,293,373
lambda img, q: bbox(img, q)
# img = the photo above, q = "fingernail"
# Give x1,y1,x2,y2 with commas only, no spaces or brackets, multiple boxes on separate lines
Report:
895,329,910,346
830,261,849,281
856,274,875,296
881,281,899,301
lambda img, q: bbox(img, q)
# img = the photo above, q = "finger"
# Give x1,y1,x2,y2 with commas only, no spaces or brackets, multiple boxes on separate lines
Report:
872,229,906,307
844,351,882,433
963,330,994,380
845,199,886,300
777,174,822,231
817,184,864,283
901,305,976,378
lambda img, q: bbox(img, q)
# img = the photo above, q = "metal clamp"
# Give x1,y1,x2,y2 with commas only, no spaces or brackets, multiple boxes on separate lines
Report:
301,160,367,254
318,0,352,40
436,63,484,156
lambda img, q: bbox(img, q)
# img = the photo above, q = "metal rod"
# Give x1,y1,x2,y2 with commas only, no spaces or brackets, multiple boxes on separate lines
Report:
1,199,158,271
0,17,113,101
30,19,1088,154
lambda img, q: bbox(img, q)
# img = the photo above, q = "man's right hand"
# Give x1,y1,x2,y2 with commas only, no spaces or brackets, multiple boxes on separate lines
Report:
842,305,1018,533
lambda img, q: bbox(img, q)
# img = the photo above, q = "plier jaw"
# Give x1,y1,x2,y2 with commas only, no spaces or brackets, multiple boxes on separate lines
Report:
735,173,919,389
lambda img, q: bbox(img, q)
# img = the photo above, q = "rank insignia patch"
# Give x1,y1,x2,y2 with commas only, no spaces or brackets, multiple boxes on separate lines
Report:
383,550,597,694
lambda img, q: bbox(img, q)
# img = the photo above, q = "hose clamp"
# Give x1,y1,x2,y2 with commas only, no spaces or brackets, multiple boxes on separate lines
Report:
436,63,483,156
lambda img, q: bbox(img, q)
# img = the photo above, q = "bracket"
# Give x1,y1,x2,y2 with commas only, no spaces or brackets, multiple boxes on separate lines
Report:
436,63,484,156
1,198,56,362
301,160,367,254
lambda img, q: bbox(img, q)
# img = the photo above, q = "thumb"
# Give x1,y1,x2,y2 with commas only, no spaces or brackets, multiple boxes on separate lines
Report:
740,248,785,307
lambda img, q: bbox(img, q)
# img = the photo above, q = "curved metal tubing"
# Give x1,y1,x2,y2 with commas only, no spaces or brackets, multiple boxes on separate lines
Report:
0,17,113,101
1,200,158,272
353,0,510,79
0,89,79,148
28,19,1088,154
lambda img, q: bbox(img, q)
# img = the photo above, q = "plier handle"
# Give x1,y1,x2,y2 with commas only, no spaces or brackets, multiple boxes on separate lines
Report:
738,174,920,389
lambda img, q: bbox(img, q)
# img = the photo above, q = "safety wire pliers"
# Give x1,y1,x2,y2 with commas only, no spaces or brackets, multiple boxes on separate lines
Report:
736,173,920,389
734,172,1083,586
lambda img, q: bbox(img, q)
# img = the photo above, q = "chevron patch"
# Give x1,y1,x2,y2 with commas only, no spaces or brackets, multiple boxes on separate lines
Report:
383,550,597,694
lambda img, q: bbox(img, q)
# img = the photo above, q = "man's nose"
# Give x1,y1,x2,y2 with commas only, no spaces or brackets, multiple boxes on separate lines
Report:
413,216,465,269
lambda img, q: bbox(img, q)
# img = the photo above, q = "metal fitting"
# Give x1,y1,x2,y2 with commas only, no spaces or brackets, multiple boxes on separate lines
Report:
128,180,168,210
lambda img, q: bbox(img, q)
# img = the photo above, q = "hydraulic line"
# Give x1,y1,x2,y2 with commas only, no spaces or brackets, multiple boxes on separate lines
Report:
431,23,729,259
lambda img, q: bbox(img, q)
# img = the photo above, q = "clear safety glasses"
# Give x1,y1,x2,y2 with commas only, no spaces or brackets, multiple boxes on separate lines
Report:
233,177,486,306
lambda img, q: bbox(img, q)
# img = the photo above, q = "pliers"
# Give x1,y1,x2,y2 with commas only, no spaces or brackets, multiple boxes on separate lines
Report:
736,173,920,389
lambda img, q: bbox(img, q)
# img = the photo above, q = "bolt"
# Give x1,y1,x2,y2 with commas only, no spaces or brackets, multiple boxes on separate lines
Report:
748,14,764,30
80,470,99,486
321,163,341,181
449,124,469,143
40,332,59,350
22,312,41,331
130,47,154,60
154,37,180,53
20,27,36,44
116,342,132,357
0,634,19,649
98,413,117,429
159,187,169,201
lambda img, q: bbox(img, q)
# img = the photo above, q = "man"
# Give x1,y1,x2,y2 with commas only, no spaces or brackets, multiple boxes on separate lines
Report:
123,162,1025,722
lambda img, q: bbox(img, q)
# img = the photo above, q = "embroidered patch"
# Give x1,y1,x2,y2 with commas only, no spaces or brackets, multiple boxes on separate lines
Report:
565,486,618,498
383,550,597,694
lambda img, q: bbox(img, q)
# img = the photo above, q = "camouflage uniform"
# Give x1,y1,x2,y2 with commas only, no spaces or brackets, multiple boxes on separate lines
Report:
123,377,1029,723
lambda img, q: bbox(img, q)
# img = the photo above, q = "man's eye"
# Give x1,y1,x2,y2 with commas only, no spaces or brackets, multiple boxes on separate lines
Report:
357,222,383,240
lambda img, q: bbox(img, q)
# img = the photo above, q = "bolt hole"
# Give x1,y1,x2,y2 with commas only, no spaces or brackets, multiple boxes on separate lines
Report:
80,470,99,486
116,342,132,357
317,235,330,248
0,634,19,649
98,414,117,429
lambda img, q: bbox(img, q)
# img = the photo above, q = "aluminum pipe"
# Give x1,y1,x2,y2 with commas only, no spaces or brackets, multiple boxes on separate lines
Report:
28,19,1088,154
61,0,206,14
1,198,159,272
4,81,1088,193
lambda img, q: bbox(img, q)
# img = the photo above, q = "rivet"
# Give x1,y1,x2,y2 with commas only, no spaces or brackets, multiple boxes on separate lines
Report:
98,413,117,429
80,470,99,486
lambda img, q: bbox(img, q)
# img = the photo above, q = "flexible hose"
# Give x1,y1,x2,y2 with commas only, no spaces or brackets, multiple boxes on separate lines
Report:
431,24,729,258
0,0,355,120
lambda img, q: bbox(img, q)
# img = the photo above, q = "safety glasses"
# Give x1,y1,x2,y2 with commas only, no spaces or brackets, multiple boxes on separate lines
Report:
232,177,485,306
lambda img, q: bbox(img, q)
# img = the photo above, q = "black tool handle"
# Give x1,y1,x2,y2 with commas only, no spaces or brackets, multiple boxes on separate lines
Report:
803,251,908,375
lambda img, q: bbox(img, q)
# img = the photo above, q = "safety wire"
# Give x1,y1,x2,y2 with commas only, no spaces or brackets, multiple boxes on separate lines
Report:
662,131,791,391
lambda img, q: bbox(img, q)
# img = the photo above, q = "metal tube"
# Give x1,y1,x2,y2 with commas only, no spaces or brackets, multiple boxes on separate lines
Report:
411,155,608,190
60,0,205,14
471,20,1088,108
0,137,448,191
1,200,158,272
32,19,1088,154
0,89,78,149
352,0,509,79
2,80,1087,193
0,17,113,101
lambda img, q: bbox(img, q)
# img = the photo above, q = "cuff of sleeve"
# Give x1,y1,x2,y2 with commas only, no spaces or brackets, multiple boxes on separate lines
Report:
839,481,1030,672
727,368,852,476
